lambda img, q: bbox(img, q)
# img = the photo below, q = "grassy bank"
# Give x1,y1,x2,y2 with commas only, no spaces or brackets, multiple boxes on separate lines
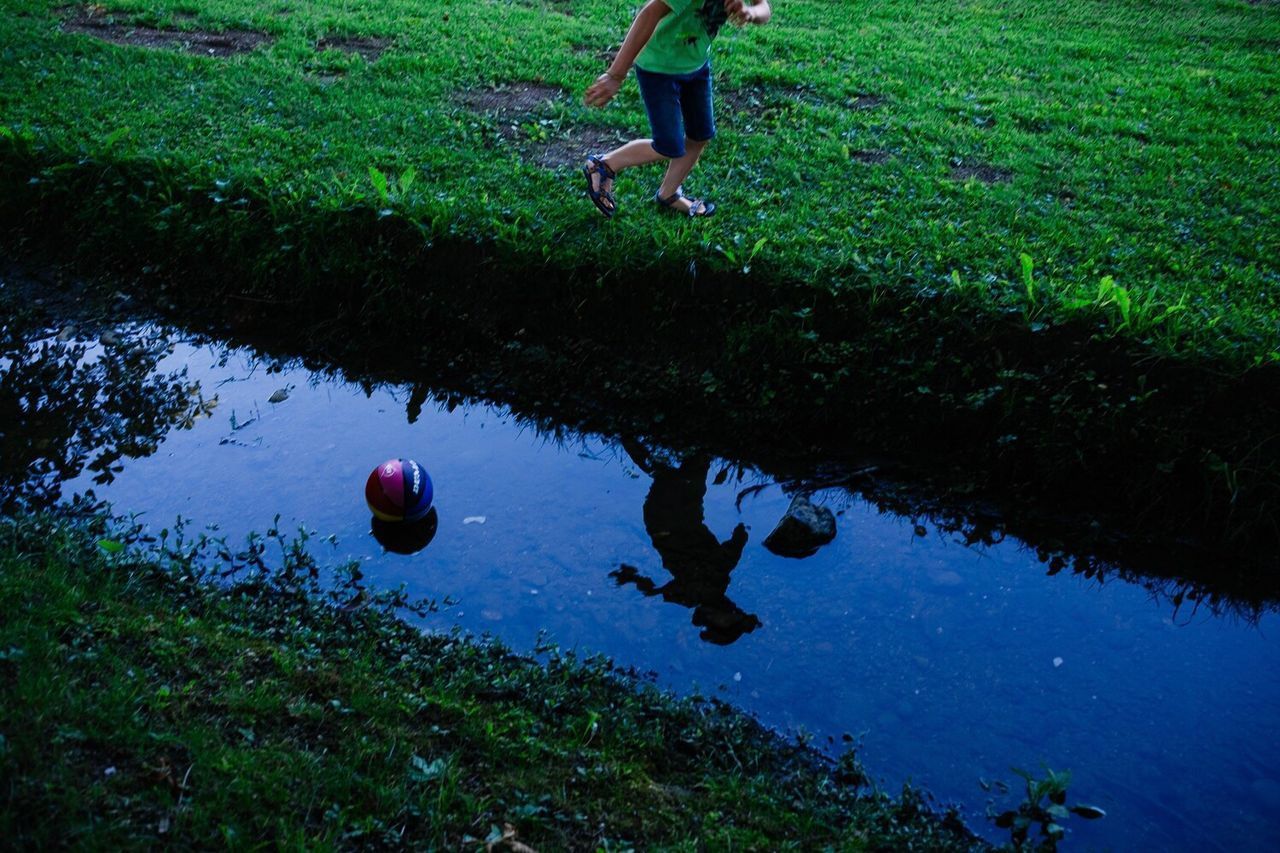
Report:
2,0,1279,559
0,510,981,848
2,0,1275,358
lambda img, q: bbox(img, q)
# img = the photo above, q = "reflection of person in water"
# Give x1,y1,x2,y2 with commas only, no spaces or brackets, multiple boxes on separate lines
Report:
611,437,761,645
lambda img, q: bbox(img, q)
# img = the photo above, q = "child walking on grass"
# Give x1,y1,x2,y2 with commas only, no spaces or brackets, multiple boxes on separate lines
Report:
583,0,772,218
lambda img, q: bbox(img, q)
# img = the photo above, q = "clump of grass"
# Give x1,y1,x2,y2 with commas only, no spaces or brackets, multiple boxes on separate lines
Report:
0,509,981,849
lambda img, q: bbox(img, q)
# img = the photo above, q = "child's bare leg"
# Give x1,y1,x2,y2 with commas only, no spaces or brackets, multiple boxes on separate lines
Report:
585,139,669,197
657,138,709,213
586,140,665,186
601,139,669,171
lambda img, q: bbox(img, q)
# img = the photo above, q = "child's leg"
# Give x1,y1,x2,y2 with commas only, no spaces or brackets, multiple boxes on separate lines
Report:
596,140,668,173
658,64,716,212
584,140,666,215
586,66,683,189
657,139,709,201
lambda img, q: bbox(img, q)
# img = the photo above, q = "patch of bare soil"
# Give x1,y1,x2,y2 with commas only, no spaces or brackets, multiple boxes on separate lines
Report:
850,94,885,110
316,35,392,62
523,126,626,169
457,81,609,169
850,149,890,165
717,84,832,135
60,7,271,57
456,83,567,115
949,161,1014,184
719,83,828,113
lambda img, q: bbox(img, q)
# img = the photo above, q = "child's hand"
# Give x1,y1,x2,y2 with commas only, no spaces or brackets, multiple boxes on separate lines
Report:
585,73,622,108
725,0,754,25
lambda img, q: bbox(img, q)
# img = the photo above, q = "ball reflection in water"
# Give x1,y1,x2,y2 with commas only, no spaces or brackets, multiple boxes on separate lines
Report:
370,507,439,555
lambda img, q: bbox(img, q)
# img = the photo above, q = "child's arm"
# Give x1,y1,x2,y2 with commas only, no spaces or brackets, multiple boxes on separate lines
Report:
726,0,771,25
584,0,672,107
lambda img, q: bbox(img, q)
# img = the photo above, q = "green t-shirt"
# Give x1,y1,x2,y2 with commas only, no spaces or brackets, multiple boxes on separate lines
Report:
636,0,729,75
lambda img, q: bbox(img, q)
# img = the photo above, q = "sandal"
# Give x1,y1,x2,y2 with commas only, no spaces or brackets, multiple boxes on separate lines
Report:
655,187,716,218
583,155,617,218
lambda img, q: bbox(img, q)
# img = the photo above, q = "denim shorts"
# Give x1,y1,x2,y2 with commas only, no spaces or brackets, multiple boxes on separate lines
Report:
634,62,715,159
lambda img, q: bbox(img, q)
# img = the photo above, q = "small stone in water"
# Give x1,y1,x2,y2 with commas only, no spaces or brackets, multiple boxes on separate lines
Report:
1053,656,1064,668
268,388,289,403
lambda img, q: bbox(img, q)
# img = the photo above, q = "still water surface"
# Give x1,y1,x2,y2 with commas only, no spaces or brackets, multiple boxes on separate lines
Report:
28,328,1280,850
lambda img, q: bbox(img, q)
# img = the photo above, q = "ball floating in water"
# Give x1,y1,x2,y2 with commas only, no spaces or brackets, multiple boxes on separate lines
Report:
365,458,434,522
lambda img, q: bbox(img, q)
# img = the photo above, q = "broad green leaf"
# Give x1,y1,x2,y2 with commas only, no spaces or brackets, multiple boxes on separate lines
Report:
368,166,389,201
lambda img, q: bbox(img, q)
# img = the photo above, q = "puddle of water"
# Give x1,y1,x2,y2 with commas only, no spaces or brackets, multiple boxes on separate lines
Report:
7,325,1280,850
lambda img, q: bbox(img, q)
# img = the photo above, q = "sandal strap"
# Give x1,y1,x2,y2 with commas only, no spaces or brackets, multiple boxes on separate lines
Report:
588,155,616,179
657,189,714,217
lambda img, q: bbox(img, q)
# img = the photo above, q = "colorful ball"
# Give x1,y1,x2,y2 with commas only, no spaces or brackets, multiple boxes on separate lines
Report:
365,458,434,522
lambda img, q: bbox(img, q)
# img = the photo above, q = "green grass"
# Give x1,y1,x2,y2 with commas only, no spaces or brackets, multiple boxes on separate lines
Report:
0,510,980,848
0,0,1277,365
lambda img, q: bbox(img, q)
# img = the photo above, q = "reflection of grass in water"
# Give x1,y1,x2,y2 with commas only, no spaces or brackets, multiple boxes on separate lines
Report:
0,511,979,849
0,314,211,510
